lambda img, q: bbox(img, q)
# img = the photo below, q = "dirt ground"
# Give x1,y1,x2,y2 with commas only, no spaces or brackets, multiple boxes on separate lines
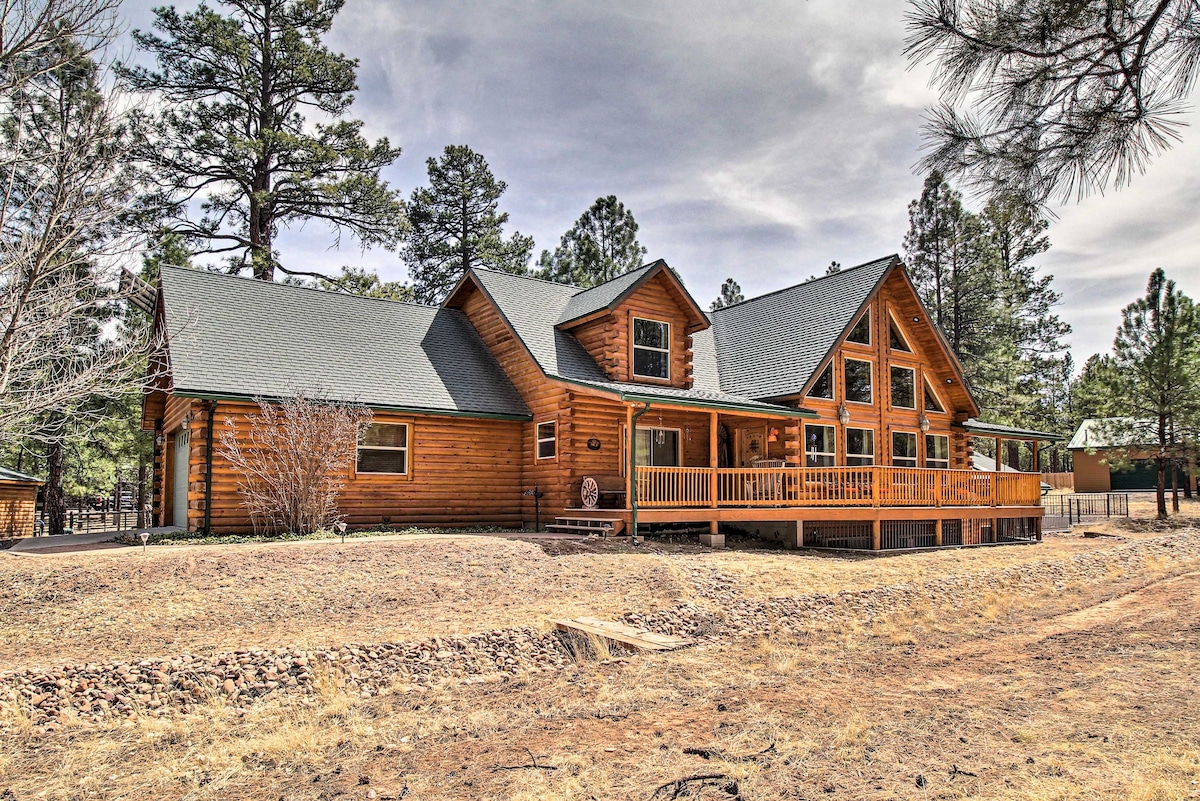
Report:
2,506,1199,800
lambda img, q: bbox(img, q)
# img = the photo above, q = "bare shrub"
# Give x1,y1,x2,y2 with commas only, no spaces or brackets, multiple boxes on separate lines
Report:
218,392,372,536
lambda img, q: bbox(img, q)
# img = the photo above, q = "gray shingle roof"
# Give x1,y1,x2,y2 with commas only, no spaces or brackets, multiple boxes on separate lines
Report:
470,268,806,417
556,262,658,325
708,256,897,399
1066,417,1149,449
159,266,530,419
0,466,42,483
960,419,1063,442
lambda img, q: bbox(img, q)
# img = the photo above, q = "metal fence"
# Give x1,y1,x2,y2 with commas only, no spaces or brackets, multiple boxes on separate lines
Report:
34,509,150,536
1041,493,1129,530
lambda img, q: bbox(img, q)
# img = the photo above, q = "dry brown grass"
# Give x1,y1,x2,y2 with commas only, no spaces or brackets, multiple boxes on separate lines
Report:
2,512,1199,799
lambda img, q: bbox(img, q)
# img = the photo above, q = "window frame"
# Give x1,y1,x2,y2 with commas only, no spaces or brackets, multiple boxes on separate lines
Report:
890,365,917,410
923,376,947,414
891,430,919,468
888,312,914,353
925,433,950,469
843,356,874,405
804,423,836,467
635,426,682,467
535,419,557,461
631,316,672,382
845,307,872,346
845,426,875,466
356,422,411,477
807,362,834,400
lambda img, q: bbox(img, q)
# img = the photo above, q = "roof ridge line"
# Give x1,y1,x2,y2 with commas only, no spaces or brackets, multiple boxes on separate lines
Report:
160,264,440,311
565,260,659,298
472,266,584,291
710,254,897,314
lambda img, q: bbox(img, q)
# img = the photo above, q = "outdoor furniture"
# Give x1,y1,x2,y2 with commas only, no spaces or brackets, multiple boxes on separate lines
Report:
580,475,627,509
745,458,787,503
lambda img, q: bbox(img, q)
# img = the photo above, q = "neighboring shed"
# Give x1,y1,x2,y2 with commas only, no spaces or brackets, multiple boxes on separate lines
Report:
1067,418,1187,492
0,467,43,539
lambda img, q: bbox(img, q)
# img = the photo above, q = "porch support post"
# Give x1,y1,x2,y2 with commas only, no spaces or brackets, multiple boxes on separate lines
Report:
1031,441,1040,473
709,412,719,508
995,436,1003,469
872,518,881,551
935,518,944,547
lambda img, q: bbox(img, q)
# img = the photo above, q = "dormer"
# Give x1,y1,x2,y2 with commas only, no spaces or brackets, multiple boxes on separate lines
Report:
555,260,710,389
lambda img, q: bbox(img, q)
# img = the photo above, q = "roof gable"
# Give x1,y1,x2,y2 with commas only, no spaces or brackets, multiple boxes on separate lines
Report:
157,266,530,419
556,260,709,331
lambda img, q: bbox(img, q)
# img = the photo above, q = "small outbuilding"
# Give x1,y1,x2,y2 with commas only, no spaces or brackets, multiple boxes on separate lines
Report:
0,467,43,539
1068,418,1194,493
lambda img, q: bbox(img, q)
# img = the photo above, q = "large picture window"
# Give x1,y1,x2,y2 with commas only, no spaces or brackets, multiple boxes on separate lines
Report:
357,423,409,475
635,427,680,466
846,427,875,466
926,434,950,469
891,365,916,409
804,424,836,467
808,363,833,400
844,358,873,404
633,318,670,380
536,420,557,460
892,431,918,468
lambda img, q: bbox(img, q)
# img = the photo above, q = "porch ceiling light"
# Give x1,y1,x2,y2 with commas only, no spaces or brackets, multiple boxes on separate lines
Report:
837,403,850,426
919,414,931,433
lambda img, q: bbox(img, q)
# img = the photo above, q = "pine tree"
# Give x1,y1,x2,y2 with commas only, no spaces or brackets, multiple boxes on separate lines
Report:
710,278,744,311
120,0,405,281
535,196,647,287
317,266,412,302
404,145,533,303
1102,270,1200,518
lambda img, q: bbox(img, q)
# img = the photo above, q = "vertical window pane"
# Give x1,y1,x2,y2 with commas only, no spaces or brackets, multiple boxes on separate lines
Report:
844,359,873,404
536,421,556,459
633,318,668,349
805,424,835,467
892,431,917,467
633,348,668,379
891,366,916,408
846,428,874,465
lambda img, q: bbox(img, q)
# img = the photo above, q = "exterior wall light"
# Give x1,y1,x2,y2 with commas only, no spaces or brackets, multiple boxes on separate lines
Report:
838,404,850,425
919,414,931,433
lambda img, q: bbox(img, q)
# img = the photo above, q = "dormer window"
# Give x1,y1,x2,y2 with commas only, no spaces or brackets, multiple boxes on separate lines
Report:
632,317,670,380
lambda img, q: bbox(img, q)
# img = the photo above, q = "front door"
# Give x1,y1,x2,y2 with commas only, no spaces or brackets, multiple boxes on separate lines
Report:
172,429,190,529
738,426,766,467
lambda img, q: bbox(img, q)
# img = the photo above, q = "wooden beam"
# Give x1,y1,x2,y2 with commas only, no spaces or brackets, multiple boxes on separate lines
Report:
709,412,719,508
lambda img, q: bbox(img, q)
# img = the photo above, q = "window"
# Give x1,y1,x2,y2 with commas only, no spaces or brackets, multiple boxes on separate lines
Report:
635,428,680,466
889,318,912,352
923,378,945,413
846,311,871,345
633,318,670,380
926,434,950,469
808,363,833,400
892,431,918,468
357,423,409,474
846,427,875,466
536,420,557,460
844,358,873,404
891,365,916,409
804,424,836,467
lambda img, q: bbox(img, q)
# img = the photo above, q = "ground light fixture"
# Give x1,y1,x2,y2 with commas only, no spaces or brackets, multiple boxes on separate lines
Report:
336,521,348,543
138,531,149,553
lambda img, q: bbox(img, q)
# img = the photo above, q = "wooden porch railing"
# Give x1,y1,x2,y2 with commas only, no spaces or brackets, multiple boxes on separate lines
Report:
634,466,1043,509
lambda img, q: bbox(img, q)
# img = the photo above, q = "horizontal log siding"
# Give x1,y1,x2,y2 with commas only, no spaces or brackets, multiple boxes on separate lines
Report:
0,483,38,538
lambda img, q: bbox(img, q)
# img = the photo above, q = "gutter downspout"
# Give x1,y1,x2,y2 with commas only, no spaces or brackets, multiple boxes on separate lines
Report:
628,402,651,546
203,400,216,536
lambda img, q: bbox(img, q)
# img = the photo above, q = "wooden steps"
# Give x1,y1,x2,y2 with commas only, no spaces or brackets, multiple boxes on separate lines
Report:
544,517,625,536
554,616,694,652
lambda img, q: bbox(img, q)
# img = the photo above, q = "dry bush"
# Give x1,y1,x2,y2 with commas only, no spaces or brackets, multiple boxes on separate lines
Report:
218,392,371,535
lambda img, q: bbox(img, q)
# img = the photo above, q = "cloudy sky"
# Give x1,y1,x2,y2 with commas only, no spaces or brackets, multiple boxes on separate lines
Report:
117,0,1200,368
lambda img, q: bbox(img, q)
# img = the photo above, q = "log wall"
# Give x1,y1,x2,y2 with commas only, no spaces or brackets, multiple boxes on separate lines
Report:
0,483,38,538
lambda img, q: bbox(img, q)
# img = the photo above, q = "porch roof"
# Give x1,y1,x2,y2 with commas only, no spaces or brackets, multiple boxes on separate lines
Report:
565,377,815,417
959,419,1063,442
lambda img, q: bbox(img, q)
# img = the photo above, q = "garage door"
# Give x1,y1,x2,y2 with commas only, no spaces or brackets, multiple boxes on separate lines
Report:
1109,459,1158,491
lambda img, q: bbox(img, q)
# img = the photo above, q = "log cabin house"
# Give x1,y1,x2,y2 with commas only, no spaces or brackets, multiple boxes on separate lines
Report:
143,255,1058,549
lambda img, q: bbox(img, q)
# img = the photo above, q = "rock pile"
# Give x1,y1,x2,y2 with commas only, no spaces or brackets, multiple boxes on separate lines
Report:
0,626,565,729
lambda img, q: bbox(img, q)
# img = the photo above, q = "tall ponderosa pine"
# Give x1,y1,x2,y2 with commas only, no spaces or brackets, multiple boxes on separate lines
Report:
120,0,405,280
1102,270,1200,518
536,195,647,287
710,278,744,311
404,145,533,303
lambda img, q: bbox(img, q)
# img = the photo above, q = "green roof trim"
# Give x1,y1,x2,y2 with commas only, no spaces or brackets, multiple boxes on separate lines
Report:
958,419,1063,442
171,390,533,421
0,466,43,483
616,391,816,418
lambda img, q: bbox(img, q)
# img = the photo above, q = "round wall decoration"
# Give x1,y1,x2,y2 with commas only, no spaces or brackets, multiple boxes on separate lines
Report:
586,438,602,451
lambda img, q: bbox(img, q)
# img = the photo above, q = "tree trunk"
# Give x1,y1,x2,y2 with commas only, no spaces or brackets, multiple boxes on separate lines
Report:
1171,461,1180,513
46,440,66,537
1156,457,1167,519
137,460,147,529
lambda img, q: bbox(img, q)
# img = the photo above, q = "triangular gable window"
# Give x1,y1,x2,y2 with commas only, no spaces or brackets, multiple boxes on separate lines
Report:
846,311,870,345
924,378,945,413
808,363,833,400
889,318,912,352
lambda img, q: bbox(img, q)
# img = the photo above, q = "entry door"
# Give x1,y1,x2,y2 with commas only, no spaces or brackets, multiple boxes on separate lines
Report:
172,429,190,528
738,427,766,467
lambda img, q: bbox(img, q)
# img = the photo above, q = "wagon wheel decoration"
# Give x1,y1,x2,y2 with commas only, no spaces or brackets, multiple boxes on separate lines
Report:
580,476,600,509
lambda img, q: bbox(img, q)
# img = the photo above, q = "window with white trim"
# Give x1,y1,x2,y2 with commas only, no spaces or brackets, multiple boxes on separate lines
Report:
632,317,670,380
846,427,875,466
846,310,871,345
844,357,873,404
357,423,409,474
891,365,916,409
889,317,912,352
892,431,918,468
923,378,945,412
926,434,950,469
808,363,833,400
536,420,557,460
635,427,680,466
804,424,836,467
